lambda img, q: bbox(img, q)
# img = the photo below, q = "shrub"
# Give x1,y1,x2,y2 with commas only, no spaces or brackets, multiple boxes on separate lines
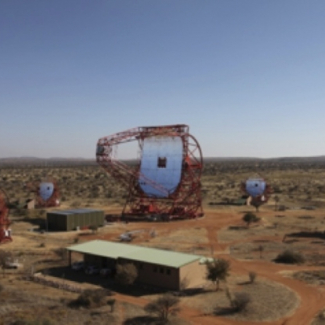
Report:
53,248,67,260
71,289,108,308
225,289,251,313
115,263,138,285
274,250,305,264
316,309,325,320
144,294,180,320
243,212,260,227
231,292,251,312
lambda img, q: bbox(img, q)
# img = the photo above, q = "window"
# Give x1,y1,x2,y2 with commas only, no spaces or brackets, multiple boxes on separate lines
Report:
166,268,171,275
160,267,164,274
157,157,167,168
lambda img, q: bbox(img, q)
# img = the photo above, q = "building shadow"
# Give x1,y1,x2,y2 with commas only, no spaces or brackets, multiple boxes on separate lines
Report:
123,316,164,325
287,231,325,240
43,266,168,297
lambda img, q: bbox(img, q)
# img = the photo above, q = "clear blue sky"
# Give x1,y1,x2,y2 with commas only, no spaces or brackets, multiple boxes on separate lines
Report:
1,0,325,159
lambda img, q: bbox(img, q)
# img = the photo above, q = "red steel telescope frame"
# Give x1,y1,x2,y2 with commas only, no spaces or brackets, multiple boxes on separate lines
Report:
36,178,60,208
25,178,60,208
0,189,12,244
96,124,204,219
241,178,272,208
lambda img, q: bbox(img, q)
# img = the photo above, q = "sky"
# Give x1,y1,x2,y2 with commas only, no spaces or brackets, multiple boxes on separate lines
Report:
1,0,325,159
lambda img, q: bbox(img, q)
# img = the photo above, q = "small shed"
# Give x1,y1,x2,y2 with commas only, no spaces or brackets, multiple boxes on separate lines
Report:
47,209,104,231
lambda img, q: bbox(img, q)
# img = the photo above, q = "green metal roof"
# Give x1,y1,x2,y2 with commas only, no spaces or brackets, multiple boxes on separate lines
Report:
67,240,202,268
49,208,103,215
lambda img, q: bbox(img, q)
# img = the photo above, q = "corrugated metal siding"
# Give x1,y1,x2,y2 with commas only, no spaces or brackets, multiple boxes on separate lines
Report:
47,209,104,231
67,210,104,231
47,213,67,231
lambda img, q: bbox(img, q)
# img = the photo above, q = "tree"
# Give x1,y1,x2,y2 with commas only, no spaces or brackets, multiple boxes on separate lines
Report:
115,263,138,285
0,250,11,277
251,201,261,212
242,212,260,228
258,245,264,259
144,294,180,321
248,271,257,284
205,258,230,291
107,299,116,312
274,195,280,211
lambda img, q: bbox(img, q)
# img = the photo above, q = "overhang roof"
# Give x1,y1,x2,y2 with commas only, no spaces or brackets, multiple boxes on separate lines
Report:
67,240,202,268
48,208,103,215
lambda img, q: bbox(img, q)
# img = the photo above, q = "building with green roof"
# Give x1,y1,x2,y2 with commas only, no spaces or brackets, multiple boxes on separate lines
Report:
67,240,207,290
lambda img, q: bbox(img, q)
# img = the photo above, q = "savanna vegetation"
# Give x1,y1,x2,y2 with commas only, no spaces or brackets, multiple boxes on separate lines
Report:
0,158,325,324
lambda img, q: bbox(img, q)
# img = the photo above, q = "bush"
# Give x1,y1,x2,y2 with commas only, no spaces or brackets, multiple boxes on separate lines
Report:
144,294,180,320
115,263,138,285
243,212,260,227
274,250,305,264
53,248,67,260
225,289,251,313
316,309,325,320
231,292,251,312
71,289,109,308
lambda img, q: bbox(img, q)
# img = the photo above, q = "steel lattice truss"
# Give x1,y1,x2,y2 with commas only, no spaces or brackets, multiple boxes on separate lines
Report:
0,189,12,244
97,124,203,219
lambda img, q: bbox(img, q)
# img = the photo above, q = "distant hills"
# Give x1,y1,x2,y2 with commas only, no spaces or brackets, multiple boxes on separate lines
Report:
204,156,325,163
1,155,325,167
0,157,96,166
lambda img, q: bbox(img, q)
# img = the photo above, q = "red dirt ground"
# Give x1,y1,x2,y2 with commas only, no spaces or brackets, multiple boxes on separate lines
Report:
89,208,325,325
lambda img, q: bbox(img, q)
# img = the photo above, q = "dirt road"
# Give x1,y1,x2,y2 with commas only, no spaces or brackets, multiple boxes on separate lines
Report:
94,207,325,324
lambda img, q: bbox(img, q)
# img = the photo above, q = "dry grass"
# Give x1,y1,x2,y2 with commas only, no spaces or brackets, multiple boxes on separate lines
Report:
3,159,325,210
122,301,190,325
140,274,299,323
226,280,299,322
312,309,325,325
293,270,325,286
1,161,325,324
0,277,118,325
143,227,209,254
